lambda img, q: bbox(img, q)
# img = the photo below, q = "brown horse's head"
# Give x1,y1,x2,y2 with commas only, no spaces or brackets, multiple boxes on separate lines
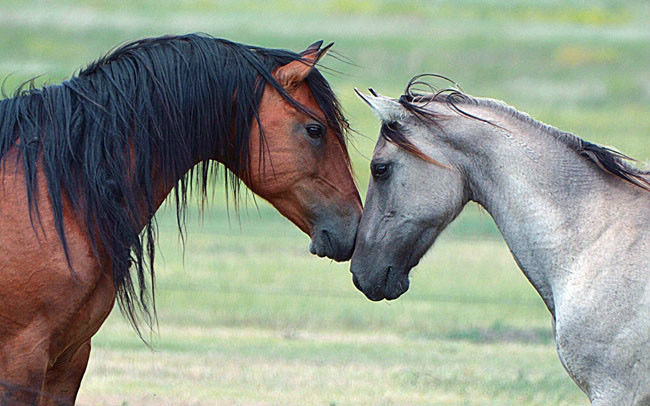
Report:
244,43,361,261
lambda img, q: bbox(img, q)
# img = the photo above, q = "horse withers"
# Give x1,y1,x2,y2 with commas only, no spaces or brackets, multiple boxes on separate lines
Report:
0,34,361,405
351,78,649,405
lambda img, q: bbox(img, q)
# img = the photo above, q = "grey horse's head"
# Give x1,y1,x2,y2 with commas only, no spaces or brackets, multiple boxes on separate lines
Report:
350,88,471,301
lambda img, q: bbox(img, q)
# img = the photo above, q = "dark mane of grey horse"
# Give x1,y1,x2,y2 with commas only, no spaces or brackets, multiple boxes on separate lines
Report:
392,74,650,191
0,33,350,334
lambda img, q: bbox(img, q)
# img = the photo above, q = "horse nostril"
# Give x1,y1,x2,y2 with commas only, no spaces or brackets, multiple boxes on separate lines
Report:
384,266,392,286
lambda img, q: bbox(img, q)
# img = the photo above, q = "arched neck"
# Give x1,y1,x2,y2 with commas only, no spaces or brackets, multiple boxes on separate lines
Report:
459,124,641,314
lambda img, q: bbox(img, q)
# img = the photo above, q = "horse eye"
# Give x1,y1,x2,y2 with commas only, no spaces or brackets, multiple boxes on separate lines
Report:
305,124,325,139
371,162,390,179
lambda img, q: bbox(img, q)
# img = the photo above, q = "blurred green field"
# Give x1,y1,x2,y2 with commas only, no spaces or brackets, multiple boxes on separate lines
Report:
1,0,648,405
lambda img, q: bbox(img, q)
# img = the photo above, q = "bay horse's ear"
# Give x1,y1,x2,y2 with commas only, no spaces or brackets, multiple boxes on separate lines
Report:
302,40,324,55
274,41,333,89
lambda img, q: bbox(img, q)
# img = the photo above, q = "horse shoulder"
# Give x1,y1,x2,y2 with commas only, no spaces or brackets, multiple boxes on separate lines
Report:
552,208,649,402
0,155,115,366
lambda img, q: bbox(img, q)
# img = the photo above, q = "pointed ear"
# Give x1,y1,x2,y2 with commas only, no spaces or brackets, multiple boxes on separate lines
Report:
354,88,446,167
354,88,408,122
274,41,333,89
301,40,324,56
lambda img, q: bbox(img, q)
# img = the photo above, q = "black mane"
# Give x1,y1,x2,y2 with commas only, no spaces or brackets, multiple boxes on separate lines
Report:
396,74,650,191
0,33,349,334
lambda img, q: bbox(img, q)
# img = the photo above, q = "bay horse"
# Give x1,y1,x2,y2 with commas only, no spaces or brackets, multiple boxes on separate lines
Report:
0,34,362,405
351,78,649,405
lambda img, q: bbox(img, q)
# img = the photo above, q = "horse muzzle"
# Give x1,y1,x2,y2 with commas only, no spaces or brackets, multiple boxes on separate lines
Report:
350,260,410,301
309,218,358,262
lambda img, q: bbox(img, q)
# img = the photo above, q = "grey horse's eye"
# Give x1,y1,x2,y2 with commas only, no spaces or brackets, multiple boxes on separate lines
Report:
371,162,390,179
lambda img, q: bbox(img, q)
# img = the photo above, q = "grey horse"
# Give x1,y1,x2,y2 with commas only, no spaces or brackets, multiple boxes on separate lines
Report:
351,77,649,405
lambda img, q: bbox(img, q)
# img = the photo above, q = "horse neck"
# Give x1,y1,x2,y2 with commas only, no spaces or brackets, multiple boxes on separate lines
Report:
64,38,257,231
448,110,645,314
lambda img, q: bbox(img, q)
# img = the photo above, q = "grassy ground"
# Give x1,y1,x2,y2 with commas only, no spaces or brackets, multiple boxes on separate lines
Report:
80,210,579,405
0,0,648,404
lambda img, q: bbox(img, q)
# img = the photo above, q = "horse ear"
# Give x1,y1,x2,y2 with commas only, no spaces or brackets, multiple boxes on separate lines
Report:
354,88,407,122
274,41,333,89
302,40,324,56
355,88,445,166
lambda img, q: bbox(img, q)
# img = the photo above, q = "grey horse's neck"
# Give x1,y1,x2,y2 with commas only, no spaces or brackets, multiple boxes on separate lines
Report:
451,105,648,316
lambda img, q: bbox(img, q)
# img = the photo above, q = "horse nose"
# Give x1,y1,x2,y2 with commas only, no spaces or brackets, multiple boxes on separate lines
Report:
309,227,353,262
350,264,387,301
310,202,360,261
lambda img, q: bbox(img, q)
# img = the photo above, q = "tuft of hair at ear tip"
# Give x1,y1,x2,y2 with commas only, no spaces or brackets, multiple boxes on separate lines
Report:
303,40,324,54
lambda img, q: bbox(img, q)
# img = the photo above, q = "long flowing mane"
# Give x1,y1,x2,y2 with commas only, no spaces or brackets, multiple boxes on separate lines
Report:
395,74,650,191
0,33,349,332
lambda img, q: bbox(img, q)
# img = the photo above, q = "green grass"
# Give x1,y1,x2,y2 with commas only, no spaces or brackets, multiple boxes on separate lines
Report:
80,209,579,405
1,0,648,404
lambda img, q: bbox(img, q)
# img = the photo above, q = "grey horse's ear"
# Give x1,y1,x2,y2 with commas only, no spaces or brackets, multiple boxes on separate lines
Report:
354,88,407,122
354,88,446,167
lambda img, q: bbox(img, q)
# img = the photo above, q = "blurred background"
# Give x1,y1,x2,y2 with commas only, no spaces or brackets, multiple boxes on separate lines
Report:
1,1,648,405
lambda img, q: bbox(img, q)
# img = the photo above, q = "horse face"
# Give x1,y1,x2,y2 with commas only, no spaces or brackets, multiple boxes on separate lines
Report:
350,91,468,300
245,46,361,262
